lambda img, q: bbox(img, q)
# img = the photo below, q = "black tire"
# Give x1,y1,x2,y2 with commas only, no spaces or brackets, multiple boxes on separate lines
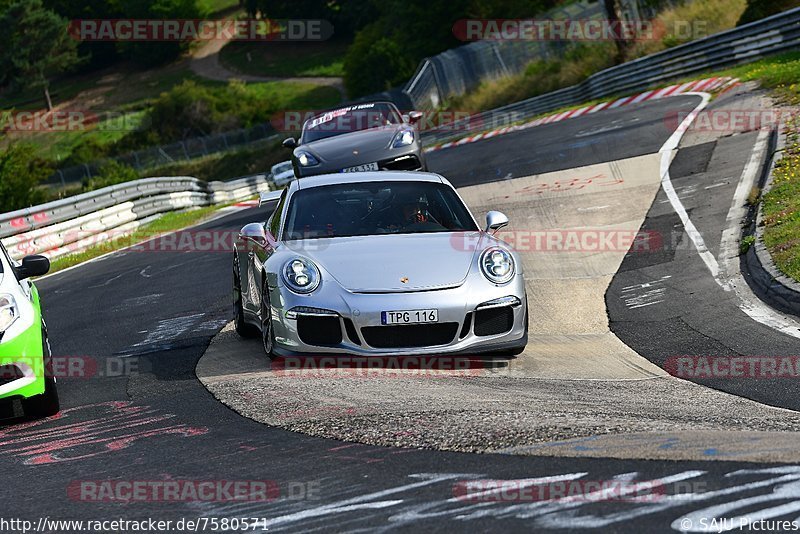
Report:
23,328,60,419
233,254,258,338
260,282,278,360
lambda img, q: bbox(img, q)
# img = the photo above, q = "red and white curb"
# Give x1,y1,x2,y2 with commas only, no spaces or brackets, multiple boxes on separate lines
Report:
424,77,740,153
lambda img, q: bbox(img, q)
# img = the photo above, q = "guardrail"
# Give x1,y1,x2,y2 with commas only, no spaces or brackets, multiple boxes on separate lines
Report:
0,175,270,261
416,7,800,145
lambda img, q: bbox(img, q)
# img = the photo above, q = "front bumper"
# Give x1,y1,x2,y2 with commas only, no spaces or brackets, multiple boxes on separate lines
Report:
269,273,527,356
296,145,426,177
0,319,45,400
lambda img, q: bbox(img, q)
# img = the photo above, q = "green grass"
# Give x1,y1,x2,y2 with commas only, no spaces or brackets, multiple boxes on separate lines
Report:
142,137,288,182
48,203,234,273
2,73,340,162
219,40,347,78
706,51,800,279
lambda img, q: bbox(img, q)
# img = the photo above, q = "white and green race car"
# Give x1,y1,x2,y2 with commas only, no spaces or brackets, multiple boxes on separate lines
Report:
0,243,58,419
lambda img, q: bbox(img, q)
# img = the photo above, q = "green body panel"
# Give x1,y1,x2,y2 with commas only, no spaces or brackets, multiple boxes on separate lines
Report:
0,284,45,400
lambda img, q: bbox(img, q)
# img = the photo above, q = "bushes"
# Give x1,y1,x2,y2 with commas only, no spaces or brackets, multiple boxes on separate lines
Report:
343,24,417,98
738,0,800,25
449,43,617,112
0,144,50,212
82,161,140,192
121,79,340,148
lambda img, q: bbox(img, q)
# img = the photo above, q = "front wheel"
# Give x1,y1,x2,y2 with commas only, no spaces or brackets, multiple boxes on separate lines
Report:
23,329,60,419
260,282,277,360
233,254,258,338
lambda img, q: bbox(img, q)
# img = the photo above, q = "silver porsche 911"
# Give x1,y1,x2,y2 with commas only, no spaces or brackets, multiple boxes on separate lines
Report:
232,171,527,358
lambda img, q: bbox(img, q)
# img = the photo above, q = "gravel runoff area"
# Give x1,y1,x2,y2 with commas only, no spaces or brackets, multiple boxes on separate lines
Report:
198,324,800,463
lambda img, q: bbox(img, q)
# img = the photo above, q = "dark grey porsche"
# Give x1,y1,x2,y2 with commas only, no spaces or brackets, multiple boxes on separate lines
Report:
282,102,427,178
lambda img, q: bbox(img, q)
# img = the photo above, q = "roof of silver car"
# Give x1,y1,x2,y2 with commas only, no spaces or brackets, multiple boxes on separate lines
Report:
294,171,445,191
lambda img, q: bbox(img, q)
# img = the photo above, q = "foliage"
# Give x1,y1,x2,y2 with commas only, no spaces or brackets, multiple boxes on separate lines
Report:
82,160,140,192
449,43,617,112
121,79,340,147
0,0,80,107
738,0,800,25
0,144,50,212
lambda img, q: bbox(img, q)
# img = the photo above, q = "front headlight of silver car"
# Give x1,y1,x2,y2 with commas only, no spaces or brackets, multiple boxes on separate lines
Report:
282,258,321,293
297,151,319,167
0,294,19,333
392,129,414,148
480,248,515,284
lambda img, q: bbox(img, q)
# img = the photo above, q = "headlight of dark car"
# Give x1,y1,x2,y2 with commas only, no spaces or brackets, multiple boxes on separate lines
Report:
282,258,321,293
297,151,320,167
391,130,415,148
480,248,515,284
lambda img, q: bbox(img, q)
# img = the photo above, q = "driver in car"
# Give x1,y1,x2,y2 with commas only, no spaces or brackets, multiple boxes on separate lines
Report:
382,192,439,232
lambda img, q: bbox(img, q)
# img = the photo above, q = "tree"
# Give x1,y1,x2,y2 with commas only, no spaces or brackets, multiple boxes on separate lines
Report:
603,0,630,64
0,144,50,213
0,0,80,110
738,0,800,25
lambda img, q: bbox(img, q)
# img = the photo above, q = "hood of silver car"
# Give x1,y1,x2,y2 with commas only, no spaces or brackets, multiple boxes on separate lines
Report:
285,232,480,292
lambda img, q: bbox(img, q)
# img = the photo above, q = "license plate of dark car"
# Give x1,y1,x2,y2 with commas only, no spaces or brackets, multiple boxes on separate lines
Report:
341,162,379,172
381,309,439,325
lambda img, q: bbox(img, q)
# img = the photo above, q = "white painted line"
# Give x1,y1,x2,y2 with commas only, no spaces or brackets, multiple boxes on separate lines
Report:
717,128,800,338
661,101,800,339
658,92,721,280
704,182,728,190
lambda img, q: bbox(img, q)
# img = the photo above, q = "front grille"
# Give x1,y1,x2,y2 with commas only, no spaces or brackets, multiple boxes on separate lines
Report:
474,307,514,336
361,323,459,348
343,318,362,345
379,155,421,171
297,316,342,346
0,365,24,388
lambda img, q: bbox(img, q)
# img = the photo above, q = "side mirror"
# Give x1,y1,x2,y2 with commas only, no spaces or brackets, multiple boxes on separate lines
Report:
282,137,297,149
239,223,268,247
408,111,423,124
14,255,50,280
485,211,509,234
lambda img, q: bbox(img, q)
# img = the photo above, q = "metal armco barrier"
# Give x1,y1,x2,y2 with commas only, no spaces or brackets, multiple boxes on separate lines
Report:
412,7,800,145
0,175,270,260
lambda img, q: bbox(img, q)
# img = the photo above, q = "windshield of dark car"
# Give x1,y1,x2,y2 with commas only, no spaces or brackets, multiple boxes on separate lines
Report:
283,181,478,240
301,103,403,144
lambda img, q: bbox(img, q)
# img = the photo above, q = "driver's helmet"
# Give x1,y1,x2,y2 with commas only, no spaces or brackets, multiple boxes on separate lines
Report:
397,192,429,223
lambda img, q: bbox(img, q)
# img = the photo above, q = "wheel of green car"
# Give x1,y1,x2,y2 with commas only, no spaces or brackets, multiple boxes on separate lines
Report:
23,326,60,418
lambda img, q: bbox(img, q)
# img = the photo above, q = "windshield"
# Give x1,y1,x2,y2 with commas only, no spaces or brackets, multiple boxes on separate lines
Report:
283,181,478,240
272,162,293,175
301,103,403,144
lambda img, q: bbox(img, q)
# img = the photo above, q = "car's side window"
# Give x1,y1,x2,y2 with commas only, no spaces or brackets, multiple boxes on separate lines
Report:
268,190,288,239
